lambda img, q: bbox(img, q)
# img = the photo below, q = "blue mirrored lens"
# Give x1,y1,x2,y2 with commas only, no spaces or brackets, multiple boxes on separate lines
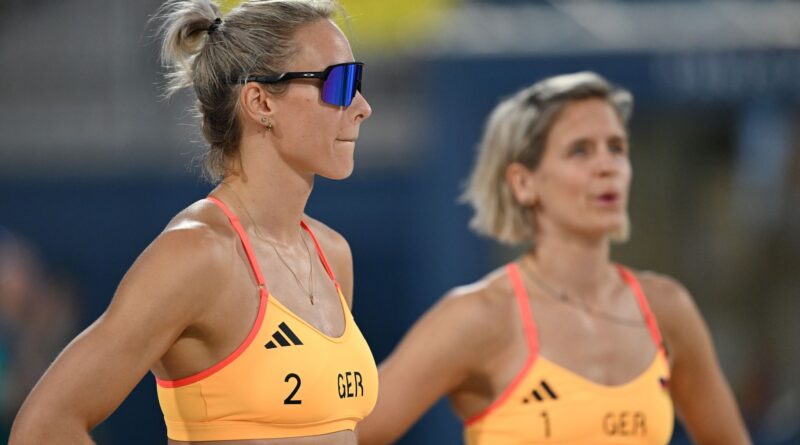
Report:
321,63,361,107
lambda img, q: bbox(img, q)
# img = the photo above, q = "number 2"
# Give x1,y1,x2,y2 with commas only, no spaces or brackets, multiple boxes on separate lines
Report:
284,373,302,405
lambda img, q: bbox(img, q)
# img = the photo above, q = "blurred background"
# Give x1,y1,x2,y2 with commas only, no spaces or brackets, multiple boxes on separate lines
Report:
1,0,799,443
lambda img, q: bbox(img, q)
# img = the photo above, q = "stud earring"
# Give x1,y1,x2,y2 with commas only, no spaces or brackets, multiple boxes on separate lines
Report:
260,116,273,131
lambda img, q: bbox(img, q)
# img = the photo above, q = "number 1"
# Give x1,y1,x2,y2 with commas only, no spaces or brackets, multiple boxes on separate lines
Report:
541,411,551,438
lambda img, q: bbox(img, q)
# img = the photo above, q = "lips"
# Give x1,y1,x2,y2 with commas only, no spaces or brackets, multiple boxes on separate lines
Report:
592,190,623,207
597,192,618,203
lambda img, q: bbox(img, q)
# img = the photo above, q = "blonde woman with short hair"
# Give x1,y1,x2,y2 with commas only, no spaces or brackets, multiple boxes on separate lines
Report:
358,72,750,445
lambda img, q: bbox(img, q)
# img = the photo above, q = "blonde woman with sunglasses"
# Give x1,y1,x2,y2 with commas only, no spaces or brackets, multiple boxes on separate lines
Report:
11,1,377,443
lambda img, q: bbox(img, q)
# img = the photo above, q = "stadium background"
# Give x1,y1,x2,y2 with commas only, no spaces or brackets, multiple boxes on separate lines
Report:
1,0,798,443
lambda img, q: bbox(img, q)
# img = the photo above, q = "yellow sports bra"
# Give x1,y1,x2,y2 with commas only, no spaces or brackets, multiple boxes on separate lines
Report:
464,263,674,444
155,196,378,442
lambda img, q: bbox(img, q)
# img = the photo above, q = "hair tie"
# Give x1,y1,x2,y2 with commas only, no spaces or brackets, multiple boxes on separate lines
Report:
207,17,222,35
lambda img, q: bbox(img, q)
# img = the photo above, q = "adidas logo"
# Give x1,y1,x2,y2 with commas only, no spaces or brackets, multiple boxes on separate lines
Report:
264,322,304,349
523,380,558,403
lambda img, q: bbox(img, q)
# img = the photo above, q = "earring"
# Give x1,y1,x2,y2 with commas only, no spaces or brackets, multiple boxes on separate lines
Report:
260,116,273,132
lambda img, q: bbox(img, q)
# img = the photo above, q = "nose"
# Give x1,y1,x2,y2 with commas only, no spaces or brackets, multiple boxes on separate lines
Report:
595,147,621,177
351,91,372,123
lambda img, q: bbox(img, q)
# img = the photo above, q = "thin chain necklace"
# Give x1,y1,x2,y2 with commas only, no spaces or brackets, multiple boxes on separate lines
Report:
518,258,645,328
221,183,316,305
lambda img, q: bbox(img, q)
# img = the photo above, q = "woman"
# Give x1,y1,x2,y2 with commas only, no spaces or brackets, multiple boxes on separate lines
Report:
10,0,376,443
357,72,750,444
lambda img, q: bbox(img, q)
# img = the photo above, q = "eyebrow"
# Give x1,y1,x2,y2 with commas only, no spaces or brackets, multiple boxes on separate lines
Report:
564,134,628,147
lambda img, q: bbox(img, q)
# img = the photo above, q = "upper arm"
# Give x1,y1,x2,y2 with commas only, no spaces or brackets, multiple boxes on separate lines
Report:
358,291,490,445
642,274,751,445
11,225,229,438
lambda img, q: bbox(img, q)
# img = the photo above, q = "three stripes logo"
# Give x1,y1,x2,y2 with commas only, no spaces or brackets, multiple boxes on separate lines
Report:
264,322,304,349
523,380,558,404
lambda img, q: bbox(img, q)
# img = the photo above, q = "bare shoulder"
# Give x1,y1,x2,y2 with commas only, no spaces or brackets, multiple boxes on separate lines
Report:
154,199,238,272
383,265,515,380
431,265,516,349
444,266,513,317
627,268,700,343
115,199,240,317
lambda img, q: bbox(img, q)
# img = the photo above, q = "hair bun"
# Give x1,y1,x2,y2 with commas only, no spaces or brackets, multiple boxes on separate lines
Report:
207,17,222,34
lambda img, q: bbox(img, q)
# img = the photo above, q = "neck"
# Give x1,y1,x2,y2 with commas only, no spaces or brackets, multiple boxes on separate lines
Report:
213,137,313,245
523,227,616,303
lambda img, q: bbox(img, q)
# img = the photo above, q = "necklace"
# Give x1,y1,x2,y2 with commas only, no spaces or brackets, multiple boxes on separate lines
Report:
221,183,315,305
518,259,645,328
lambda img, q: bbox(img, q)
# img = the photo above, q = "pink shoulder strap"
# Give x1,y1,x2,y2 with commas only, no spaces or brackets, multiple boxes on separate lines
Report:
506,263,539,356
463,264,540,426
300,221,339,286
207,196,267,292
616,265,665,351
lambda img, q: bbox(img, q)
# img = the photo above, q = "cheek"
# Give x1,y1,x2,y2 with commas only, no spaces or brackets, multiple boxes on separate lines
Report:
287,112,336,151
305,106,341,139
543,167,587,202
279,93,347,159
620,160,633,194
535,171,579,219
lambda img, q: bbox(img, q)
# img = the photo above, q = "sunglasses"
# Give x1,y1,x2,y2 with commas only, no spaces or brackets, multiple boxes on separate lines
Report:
241,62,364,107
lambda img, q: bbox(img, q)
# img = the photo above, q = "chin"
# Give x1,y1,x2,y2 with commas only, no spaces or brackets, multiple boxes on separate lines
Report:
605,216,630,243
318,143,355,179
576,213,628,241
319,162,354,180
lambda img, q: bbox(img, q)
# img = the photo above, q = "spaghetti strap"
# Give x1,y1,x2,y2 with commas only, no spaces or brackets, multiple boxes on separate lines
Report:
506,263,539,356
616,265,665,352
207,196,267,293
463,264,540,426
300,221,338,285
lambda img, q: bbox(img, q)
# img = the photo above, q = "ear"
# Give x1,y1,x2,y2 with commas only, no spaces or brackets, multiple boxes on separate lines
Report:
238,82,276,125
506,162,538,206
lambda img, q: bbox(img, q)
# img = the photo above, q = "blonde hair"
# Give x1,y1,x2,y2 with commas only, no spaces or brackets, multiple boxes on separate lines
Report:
461,71,633,245
154,0,339,181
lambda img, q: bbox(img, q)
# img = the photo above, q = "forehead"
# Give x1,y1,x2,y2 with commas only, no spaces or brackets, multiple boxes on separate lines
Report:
549,98,626,142
288,19,354,71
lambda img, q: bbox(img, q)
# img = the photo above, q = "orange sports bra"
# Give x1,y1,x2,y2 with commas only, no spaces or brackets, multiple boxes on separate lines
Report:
155,196,378,442
464,263,674,444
